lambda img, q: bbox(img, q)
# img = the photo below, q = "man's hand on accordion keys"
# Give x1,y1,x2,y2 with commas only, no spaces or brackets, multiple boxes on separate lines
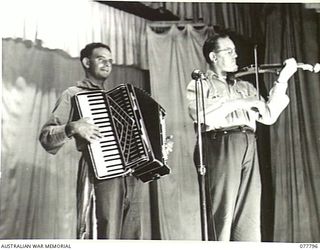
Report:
65,117,102,144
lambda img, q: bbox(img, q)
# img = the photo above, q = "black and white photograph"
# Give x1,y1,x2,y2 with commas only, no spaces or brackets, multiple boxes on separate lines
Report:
1,1,319,249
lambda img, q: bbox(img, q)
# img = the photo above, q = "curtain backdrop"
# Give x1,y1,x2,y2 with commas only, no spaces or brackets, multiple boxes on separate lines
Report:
147,24,213,240
1,0,148,69
143,2,257,38
262,4,320,242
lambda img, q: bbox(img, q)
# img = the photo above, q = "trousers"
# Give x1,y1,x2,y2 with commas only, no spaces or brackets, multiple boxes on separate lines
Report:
195,129,261,241
94,176,151,239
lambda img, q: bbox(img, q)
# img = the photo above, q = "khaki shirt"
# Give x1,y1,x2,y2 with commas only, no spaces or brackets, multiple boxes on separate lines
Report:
39,79,106,154
186,69,289,131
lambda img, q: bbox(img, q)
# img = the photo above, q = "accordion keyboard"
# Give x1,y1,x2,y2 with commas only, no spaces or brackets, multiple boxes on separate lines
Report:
75,91,134,179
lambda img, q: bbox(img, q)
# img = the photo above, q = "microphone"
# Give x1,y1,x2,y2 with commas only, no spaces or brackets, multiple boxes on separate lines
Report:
191,69,207,80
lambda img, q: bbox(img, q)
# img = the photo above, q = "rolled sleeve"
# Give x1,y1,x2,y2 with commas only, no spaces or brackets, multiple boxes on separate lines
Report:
258,81,290,125
269,81,288,98
39,89,74,154
39,118,71,154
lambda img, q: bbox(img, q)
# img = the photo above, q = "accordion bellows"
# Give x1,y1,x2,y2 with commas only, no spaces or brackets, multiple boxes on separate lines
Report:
74,84,170,182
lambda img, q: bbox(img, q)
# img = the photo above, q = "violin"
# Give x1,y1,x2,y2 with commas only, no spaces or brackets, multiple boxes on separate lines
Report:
231,47,319,104
234,62,320,78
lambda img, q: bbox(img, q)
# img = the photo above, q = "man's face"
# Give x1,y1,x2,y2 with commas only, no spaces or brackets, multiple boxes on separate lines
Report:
87,47,113,81
212,37,238,72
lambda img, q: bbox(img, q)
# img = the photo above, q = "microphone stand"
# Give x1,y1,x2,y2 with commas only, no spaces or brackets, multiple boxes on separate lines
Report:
194,75,209,241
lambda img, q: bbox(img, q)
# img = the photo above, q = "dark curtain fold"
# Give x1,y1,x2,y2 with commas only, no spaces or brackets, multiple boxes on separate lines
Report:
262,4,320,242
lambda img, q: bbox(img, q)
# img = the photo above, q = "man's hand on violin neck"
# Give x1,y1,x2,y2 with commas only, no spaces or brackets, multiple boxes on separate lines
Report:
277,58,298,83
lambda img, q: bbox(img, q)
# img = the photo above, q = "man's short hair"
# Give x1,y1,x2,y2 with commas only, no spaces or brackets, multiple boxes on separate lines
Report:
202,33,229,64
80,42,111,62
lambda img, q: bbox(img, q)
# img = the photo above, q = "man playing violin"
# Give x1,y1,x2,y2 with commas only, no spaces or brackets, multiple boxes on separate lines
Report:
186,33,297,241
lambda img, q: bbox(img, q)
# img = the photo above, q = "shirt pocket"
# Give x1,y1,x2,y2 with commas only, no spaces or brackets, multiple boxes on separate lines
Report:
234,87,249,98
209,83,226,99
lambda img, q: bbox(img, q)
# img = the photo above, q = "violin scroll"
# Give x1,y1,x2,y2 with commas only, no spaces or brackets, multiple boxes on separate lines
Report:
313,63,320,73
299,64,313,72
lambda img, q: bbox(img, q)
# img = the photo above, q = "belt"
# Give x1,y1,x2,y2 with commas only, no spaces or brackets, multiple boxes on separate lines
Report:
203,126,255,138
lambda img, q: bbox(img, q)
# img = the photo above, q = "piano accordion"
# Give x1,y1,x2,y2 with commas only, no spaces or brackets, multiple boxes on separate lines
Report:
74,84,170,182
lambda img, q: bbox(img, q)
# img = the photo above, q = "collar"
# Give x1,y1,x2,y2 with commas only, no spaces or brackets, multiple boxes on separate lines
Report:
206,69,227,81
76,78,106,90
206,69,237,86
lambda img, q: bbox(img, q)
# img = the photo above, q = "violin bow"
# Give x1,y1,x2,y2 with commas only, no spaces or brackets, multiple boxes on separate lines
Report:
254,45,260,100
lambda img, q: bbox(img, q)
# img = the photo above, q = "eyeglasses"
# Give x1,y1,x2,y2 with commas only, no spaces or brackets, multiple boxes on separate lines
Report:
215,48,237,55
96,57,113,65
